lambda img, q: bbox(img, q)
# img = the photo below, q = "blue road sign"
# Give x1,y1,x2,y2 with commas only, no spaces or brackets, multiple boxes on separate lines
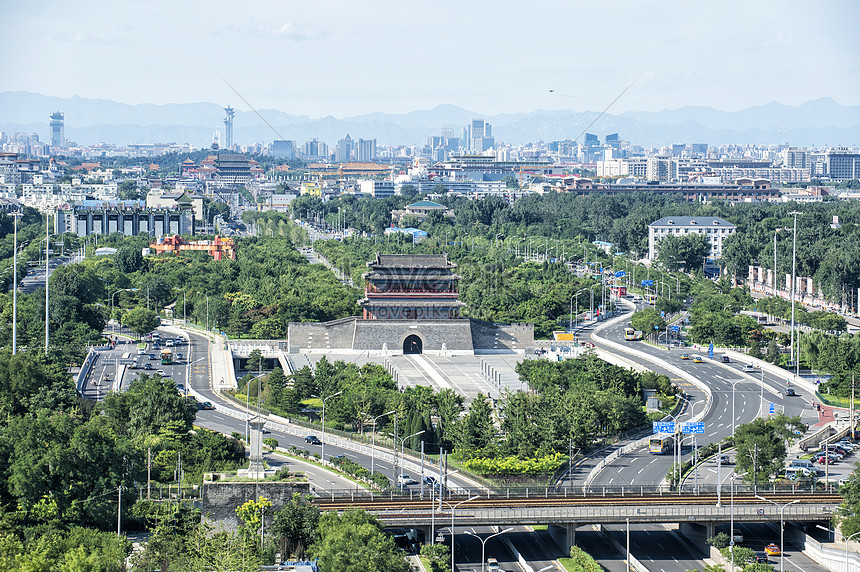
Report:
661,311,665,318
653,421,676,434
641,280,654,286
671,325,680,332
654,325,659,329
681,422,705,434
708,342,714,359
615,270,626,277
769,403,775,414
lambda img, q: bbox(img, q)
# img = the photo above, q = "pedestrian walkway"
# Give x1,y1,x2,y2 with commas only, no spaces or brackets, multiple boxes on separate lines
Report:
815,403,837,427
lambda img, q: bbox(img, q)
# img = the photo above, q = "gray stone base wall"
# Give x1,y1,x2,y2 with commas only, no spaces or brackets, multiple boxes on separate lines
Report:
287,318,534,355
471,320,534,354
200,481,311,531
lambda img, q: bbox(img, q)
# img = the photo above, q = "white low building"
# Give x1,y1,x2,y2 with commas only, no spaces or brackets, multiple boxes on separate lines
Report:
648,216,736,261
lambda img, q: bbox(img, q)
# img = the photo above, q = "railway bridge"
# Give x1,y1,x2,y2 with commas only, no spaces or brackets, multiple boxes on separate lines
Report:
315,491,841,552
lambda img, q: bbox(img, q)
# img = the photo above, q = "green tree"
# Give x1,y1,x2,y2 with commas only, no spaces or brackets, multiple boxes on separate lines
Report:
271,493,320,559
114,246,143,274
630,308,666,336
766,340,780,364
121,307,160,337
657,233,710,271
454,394,496,457
310,510,409,572
733,414,805,485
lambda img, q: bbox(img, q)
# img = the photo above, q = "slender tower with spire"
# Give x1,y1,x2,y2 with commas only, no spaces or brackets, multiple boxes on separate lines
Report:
223,106,235,150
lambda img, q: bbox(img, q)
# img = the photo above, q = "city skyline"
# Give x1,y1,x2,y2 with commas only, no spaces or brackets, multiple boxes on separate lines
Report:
1,0,858,119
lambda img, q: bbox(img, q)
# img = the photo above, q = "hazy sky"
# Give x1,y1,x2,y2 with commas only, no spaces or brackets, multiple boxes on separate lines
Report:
2,0,858,118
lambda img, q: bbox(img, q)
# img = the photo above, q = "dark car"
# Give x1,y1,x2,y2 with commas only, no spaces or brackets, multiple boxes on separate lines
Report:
785,388,797,396
330,454,346,462
305,435,322,445
720,355,730,363
198,401,215,410
754,552,769,563
144,363,153,370
149,353,157,360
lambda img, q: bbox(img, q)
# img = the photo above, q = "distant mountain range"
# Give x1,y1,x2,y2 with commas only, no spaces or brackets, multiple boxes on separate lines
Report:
1,91,858,149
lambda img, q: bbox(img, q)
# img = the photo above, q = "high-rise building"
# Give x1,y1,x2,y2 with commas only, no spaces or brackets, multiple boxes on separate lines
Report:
825,149,860,180
272,140,298,159
781,147,810,169
357,138,376,161
49,111,64,149
223,107,235,150
605,133,620,149
469,119,495,152
335,134,353,163
646,156,678,182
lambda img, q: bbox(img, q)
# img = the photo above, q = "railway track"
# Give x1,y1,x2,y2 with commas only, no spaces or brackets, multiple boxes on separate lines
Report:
315,493,842,512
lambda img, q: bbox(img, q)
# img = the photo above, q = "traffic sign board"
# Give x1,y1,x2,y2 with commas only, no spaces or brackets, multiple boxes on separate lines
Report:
681,422,705,434
671,325,680,332
615,270,626,277
769,403,775,414
653,421,676,434
641,280,654,286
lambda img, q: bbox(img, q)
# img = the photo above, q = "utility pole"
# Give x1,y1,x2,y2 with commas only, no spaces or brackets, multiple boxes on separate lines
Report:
11,211,21,354
117,485,122,536
45,211,50,354
788,211,802,368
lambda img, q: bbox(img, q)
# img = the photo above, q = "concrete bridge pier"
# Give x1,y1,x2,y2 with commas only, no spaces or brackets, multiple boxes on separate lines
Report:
678,522,717,556
548,523,578,553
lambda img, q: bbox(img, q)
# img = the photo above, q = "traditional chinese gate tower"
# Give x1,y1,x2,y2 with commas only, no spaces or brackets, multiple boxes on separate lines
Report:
358,254,464,321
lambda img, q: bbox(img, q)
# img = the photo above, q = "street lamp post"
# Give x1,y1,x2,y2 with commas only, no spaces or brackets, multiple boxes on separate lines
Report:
464,528,514,572
788,211,802,372
397,430,425,486
815,525,860,572
369,409,396,477
441,495,479,572
756,496,800,572
11,211,22,355
315,391,343,462
729,379,744,437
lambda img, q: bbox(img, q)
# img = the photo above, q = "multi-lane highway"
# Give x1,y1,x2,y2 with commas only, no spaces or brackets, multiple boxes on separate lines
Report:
84,306,842,572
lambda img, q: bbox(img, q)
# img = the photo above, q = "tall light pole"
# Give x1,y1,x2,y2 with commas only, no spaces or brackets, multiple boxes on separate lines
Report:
729,379,743,437
45,211,50,354
815,524,860,572
465,528,513,572
369,409,396,477
788,211,802,370
756,496,800,572
315,391,343,462
440,495,479,572
11,211,22,354
397,430,425,485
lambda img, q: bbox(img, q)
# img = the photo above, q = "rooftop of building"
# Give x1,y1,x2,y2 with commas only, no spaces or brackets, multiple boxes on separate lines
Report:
368,253,456,270
649,216,736,228
407,200,447,209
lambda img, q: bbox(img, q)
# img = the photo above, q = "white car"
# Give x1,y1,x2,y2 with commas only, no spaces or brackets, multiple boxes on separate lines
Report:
397,474,416,486
743,364,757,373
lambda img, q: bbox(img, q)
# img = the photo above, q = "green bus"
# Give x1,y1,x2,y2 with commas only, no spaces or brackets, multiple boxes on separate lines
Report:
160,349,173,365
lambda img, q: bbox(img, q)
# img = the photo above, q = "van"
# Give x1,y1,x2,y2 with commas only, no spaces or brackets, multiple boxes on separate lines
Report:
789,459,815,470
486,557,500,572
137,347,146,355
632,294,643,303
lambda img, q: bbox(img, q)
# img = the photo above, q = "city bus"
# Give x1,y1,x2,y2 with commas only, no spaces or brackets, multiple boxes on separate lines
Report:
649,433,675,454
645,293,658,305
624,327,643,341
610,285,628,297
160,349,173,365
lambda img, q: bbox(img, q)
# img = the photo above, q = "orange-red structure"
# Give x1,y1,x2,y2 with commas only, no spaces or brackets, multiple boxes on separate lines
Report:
149,235,236,261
